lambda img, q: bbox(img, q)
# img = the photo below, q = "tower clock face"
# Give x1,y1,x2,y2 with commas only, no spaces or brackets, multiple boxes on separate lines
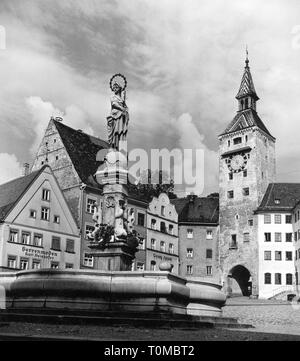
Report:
227,153,248,173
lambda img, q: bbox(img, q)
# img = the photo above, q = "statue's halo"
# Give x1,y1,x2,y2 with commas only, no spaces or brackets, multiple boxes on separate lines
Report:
110,73,127,91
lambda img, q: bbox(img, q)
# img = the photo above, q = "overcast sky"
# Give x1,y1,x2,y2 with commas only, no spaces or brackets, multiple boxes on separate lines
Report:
1,0,300,196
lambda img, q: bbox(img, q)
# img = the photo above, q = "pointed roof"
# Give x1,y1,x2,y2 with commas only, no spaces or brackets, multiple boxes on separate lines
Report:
53,120,109,187
220,108,274,138
236,56,259,100
0,167,44,221
172,196,219,224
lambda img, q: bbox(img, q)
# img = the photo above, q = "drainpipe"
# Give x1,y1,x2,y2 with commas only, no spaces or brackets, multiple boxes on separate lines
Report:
79,183,86,267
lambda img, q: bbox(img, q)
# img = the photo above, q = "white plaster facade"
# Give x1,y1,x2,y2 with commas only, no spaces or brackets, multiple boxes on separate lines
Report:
257,212,295,298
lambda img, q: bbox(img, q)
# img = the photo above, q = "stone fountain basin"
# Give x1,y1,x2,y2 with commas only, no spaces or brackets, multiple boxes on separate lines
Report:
0,269,226,317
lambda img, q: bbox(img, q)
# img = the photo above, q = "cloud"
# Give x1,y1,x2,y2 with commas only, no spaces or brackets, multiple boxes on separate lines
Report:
0,153,23,185
172,113,218,196
25,96,95,154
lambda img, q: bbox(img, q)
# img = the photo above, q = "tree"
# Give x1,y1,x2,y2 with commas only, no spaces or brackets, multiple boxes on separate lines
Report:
128,169,177,201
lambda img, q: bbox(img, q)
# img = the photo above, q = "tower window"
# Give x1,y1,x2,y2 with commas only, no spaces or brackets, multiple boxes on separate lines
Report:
228,140,230,147
230,235,237,249
245,135,248,142
233,137,242,145
229,173,233,180
243,187,250,196
245,98,249,109
243,170,247,177
228,191,234,199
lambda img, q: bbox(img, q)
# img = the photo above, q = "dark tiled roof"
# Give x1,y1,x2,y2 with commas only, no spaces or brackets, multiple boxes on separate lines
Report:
220,108,273,138
0,169,42,221
54,120,109,187
236,63,259,100
172,196,219,224
256,183,300,213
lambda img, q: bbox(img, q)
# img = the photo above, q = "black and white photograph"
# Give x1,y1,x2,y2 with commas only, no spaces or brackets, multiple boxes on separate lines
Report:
1,0,300,347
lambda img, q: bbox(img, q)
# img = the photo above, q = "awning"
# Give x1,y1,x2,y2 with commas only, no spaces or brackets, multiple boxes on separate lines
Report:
221,146,252,158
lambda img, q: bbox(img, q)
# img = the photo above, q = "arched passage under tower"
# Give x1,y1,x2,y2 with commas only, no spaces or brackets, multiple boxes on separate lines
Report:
227,265,252,297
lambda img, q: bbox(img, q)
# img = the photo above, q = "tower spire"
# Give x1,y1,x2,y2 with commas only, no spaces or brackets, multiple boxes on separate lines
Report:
245,45,249,67
236,49,259,111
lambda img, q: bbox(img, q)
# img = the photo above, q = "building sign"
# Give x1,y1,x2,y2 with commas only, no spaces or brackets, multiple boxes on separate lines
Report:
22,246,58,260
153,253,173,262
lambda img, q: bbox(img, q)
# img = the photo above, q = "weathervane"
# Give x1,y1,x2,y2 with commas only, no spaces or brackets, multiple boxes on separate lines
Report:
107,73,129,150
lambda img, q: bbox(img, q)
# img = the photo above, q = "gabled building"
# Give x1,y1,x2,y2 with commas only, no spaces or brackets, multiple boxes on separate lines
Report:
254,183,300,298
0,165,80,271
31,118,149,269
172,195,219,279
147,193,179,273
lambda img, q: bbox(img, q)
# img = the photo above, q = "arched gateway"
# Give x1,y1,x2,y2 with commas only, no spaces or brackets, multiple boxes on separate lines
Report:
227,265,252,297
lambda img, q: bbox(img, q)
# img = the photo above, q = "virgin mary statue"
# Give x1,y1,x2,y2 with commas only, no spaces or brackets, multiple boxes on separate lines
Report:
107,81,129,150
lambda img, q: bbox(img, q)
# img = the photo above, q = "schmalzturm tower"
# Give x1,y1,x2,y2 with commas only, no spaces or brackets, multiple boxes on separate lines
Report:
218,53,276,297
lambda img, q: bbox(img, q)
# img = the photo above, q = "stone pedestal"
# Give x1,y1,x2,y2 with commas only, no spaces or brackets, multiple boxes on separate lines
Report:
89,241,136,271
87,148,138,271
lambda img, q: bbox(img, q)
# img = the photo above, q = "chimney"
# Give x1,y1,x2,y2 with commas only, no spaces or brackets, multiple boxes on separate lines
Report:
55,116,63,122
77,129,83,133
22,163,30,176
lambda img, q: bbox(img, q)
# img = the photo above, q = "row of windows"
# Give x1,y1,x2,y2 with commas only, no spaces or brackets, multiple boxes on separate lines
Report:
86,198,173,231
264,232,293,242
150,239,174,254
228,188,250,199
150,219,174,235
264,251,293,261
264,214,292,224
187,229,213,239
7,255,73,270
9,229,75,252
186,248,213,259
264,273,293,285
29,208,60,223
187,265,212,276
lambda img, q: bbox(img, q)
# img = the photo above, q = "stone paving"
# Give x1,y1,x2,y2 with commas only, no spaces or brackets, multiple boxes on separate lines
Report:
223,297,300,336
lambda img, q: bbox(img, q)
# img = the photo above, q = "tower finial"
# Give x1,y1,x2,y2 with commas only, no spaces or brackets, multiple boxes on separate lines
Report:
245,45,249,67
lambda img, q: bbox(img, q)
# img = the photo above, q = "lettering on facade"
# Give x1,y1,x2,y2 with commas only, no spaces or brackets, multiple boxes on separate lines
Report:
153,253,172,262
21,246,58,260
